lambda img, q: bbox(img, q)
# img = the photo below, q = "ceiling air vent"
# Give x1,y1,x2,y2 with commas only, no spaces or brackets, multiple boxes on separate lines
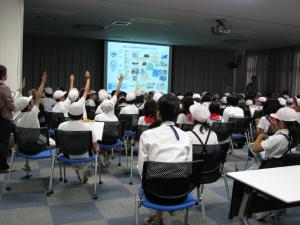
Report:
111,21,132,26
72,24,105,31
131,18,173,26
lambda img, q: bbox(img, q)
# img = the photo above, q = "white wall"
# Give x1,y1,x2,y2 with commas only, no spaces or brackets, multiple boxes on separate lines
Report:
0,0,24,90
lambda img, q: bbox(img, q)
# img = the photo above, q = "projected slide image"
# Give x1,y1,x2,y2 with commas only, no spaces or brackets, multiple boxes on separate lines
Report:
106,41,170,93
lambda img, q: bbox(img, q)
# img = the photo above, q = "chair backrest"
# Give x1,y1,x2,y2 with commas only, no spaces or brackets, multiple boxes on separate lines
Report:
142,160,202,205
211,122,234,142
86,106,96,120
45,112,66,129
229,117,251,134
181,124,194,132
118,114,139,130
100,121,123,143
192,142,230,184
55,130,93,155
14,127,49,155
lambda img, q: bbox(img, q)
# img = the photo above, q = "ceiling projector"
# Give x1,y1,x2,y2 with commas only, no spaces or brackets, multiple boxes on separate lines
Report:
211,19,232,35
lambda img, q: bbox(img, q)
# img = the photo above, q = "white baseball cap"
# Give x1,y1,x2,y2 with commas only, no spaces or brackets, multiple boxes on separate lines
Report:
192,93,201,99
189,104,211,123
88,90,97,95
101,99,114,113
53,90,67,100
44,87,53,95
68,88,79,102
202,91,208,96
283,94,289,99
15,96,33,111
177,95,184,101
134,89,143,97
220,96,227,104
126,92,136,102
153,92,163,102
98,89,109,102
224,92,230,97
287,98,294,104
258,97,267,102
68,102,83,116
245,99,253,106
270,107,297,122
278,97,287,106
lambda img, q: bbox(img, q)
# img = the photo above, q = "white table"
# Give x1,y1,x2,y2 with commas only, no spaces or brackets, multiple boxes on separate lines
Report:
227,166,300,225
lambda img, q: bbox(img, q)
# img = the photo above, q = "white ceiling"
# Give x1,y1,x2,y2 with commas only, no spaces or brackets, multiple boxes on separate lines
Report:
24,0,300,50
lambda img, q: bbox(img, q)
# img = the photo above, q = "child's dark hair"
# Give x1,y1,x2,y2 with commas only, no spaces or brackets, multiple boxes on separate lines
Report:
181,96,194,115
209,101,221,114
284,121,299,149
157,94,179,122
227,95,239,106
68,113,83,121
144,99,156,118
0,65,7,80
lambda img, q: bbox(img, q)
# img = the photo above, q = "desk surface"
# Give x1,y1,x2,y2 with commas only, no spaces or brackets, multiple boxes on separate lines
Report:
227,166,300,203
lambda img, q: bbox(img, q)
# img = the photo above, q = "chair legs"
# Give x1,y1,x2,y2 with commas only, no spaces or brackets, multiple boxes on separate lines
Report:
93,155,98,199
129,138,134,185
47,152,56,196
24,159,31,179
63,164,67,183
184,208,189,225
124,140,129,174
230,140,238,171
6,148,15,191
59,161,63,181
98,155,102,184
197,185,206,225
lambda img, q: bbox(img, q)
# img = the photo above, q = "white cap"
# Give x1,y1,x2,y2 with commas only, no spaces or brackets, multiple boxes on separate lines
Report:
220,96,227,104
283,94,289,99
134,89,143,97
287,98,294,104
192,93,201,99
68,88,79,102
98,89,109,102
295,97,300,106
126,92,136,102
189,104,211,123
224,92,230,97
270,107,297,122
28,89,36,96
177,95,184,101
101,99,114,113
15,96,33,111
202,91,208,96
44,87,53,95
68,102,83,116
153,92,163,102
88,90,97,95
53,90,67,100
278,97,286,106
239,93,246,99
245,99,253,106
258,97,267,103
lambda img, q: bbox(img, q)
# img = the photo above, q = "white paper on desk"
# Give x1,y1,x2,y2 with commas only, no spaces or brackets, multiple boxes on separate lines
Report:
90,122,104,141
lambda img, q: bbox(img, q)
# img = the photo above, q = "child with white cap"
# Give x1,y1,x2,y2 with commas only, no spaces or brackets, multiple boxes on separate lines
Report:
15,72,47,129
94,75,124,122
291,96,300,124
188,104,218,145
41,87,56,112
86,90,97,107
252,107,299,159
58,101,99,183
52,74,75,117
222,95,244,122
119,92,139,114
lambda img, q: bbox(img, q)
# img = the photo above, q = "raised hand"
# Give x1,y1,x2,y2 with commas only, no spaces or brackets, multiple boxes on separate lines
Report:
85,70,91,79
42,71,47,82
70,74,75,82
